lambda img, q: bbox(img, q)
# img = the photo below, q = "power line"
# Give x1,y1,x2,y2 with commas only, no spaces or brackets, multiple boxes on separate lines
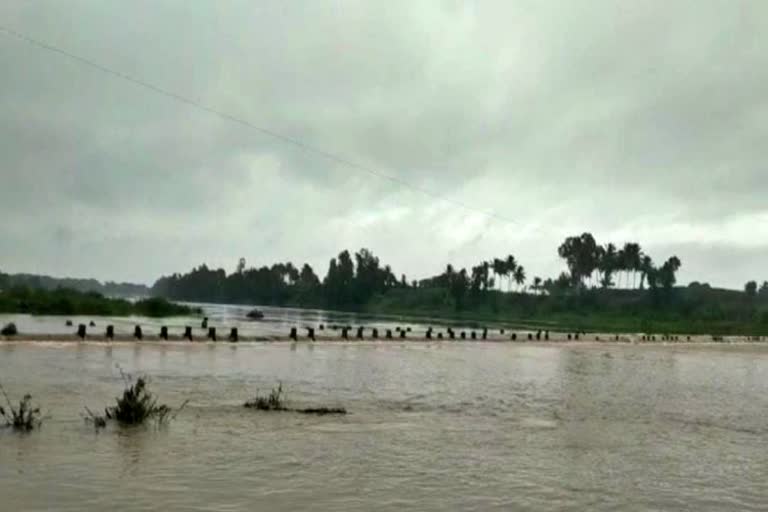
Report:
0,25,517,225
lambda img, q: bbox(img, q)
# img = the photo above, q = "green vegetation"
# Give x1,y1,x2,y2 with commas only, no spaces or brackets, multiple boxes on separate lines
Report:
0,382,43,431
0,270,148,297
244,383,288,411
0,286,199,317
150,234,768,335
367,285,768,335
86,371,187,427
244,383,347,414
105,377,171,425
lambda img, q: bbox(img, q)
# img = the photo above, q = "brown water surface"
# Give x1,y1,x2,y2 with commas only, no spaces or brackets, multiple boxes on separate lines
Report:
2,341,767,510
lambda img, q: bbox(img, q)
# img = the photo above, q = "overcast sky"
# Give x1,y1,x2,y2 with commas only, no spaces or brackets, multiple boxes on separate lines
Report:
1,1,766,288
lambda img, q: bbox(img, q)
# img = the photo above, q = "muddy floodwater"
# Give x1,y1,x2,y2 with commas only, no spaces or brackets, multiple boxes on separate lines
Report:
2,341,768,511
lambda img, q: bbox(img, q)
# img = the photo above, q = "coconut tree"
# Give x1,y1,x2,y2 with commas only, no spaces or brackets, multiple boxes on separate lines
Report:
505,255,517,292
532,276,543,295
558,233,598,287
639,255,653,289
599,243,618,288
617,244,626,288
622,243,642,288
492,258,505,291
513,265,526,292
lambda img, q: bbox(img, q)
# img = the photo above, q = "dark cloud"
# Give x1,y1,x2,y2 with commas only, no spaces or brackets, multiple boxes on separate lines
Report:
1,1,766,287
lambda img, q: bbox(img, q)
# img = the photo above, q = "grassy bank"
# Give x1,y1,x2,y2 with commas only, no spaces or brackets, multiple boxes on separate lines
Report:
0,286,200,317
364,286,768,336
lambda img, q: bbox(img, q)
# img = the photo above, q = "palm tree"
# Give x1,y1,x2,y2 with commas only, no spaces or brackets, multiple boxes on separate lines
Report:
594,245,606,287
505,255,517,292
639,255,653,289
615,247,627,288
622,243,642,288
492,258,505,291
532,276,543,295
599,243,618,288
513,266,526,292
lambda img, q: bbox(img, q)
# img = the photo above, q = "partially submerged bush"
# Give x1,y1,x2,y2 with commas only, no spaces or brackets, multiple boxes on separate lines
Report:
86,370,187,427
244,383,346,415
0,382,43,431
244,383,287,411
106,377,172,424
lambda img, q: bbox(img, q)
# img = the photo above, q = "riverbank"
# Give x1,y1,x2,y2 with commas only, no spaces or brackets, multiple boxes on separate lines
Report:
0,287,201,317
364,297,768,337
151,287,768,337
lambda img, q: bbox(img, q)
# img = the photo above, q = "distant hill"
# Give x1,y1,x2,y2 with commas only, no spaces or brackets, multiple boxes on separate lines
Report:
0,271,149,298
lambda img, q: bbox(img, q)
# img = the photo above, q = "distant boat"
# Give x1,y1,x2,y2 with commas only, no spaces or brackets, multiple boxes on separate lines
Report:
246,308,264,320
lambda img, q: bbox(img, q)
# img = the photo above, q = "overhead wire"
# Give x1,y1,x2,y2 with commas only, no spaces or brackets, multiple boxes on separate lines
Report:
0,24,517,225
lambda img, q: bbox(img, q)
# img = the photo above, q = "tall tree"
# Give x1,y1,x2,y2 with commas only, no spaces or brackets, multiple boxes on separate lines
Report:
299,264,319,287
599,243,618,288
639,255,654,290
558,233,598,287
622,243,642,288
449,268,469,310
659,256,682,290
505,255,517,292
492,258,505,291
513,265,526,291
531,276,543,295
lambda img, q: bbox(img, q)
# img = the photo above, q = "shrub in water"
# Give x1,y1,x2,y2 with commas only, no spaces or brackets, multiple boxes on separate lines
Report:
244,383,288,411
0,382,43,431
244,383,346,414
86,369,187,427
105,377,172,424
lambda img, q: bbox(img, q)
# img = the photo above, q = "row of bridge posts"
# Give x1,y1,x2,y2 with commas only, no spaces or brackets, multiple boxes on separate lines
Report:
74,323,686,344
74,323,238,342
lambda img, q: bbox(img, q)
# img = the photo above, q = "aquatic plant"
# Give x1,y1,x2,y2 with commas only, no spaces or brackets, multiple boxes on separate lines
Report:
244,383,347,414
106,377,172,424
244,383,288,411
0,382,43,431
86,369,188,427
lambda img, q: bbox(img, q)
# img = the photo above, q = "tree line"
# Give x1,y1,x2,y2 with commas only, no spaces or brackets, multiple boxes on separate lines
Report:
555,233,682,291
150,232,693,312
151,248,407,308
744,281,768,298
0,271,149,298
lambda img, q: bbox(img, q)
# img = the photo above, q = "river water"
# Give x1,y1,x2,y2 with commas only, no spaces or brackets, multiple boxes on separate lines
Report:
0,302,500,339
2,340,768,510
